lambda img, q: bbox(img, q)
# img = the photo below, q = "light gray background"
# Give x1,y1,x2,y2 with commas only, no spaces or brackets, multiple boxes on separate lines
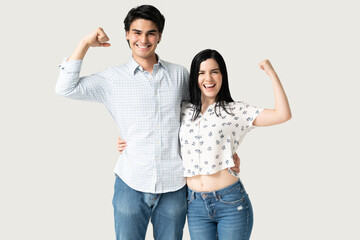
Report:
1,0,359,239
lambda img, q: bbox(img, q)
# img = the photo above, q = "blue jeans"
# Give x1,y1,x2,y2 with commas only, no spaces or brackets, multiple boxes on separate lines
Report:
187,180,253,240
112,175,187,240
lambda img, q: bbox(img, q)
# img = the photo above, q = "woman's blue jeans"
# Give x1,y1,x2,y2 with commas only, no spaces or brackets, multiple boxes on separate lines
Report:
112,175,187,240
187,180,253,240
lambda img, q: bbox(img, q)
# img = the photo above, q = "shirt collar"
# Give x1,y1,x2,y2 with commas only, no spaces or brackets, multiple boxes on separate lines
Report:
127,55,168,75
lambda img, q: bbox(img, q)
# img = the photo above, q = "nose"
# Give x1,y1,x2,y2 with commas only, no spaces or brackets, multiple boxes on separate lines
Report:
140,34,148,43
205,72,213,81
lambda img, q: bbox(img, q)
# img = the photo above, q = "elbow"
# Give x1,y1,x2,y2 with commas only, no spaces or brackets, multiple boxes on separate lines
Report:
285,114,292,122
55,85,66,96
280,111,292,123
55,86,63,96
55,84,73,97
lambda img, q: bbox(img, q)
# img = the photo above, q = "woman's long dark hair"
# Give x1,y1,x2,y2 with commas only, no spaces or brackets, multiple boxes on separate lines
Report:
189,49,234,121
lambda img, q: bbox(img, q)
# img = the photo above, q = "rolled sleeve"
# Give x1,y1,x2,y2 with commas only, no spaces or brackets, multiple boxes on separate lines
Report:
58,58,82,73
56,58,110,103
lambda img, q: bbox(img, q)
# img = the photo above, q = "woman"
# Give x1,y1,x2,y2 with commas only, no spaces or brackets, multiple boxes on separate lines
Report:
118,49,291,239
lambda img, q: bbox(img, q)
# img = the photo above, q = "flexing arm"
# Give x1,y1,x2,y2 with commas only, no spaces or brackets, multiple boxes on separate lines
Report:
253,60,292,127
55,27,111,102
68,27,110,61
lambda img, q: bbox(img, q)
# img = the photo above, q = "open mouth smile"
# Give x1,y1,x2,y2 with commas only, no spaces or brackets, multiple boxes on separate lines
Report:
203,84,216,89
135,43,151,49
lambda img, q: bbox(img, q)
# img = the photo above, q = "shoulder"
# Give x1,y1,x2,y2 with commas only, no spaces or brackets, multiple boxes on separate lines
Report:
232,100,263,120
161,60,189,75
181,101,193,110
181,101,194,114
231,101,256,110
223,101,249,116
233,100,246,107
101,64,128,74
93,65,128,82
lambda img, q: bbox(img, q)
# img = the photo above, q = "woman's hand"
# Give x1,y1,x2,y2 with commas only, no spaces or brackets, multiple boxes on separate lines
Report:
258,59,276,76
116,136,127,154
230,153,240,173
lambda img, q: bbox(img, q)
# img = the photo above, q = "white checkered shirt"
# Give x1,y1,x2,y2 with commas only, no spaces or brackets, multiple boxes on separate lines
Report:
56,56,189,193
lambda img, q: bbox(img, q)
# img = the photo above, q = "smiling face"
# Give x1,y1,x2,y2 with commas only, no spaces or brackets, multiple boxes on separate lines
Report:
198,58,223,104
126,19,161,62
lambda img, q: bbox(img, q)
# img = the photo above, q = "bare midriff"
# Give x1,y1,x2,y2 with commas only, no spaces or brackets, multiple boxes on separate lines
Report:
186,169,239,192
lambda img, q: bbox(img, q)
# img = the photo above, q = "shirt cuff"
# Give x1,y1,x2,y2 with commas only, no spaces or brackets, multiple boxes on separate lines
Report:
58,58,83,73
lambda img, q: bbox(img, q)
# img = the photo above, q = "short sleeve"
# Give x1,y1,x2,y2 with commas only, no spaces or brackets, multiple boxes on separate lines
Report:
235,101,264,128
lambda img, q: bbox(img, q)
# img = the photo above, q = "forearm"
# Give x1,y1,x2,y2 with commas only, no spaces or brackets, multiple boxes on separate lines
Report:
67,40,91,61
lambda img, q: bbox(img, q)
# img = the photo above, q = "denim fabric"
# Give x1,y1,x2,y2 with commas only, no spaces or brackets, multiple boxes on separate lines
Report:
112,175,187,240
187,180,253,240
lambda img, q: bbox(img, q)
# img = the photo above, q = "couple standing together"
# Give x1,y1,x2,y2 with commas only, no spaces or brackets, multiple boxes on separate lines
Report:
56,4,291,240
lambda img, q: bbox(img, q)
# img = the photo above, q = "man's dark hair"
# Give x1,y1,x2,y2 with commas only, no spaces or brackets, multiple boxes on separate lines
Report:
124,5,165,33
189,49,234,121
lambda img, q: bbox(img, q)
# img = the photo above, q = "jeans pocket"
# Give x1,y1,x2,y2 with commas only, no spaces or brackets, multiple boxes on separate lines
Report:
218,187,246,205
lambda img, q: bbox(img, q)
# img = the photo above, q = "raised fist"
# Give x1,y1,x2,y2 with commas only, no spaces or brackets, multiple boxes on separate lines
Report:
258,59,276,76
82,27,111,47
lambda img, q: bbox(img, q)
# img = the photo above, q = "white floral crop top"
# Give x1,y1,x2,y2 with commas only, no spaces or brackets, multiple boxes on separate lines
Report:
179,101,263,177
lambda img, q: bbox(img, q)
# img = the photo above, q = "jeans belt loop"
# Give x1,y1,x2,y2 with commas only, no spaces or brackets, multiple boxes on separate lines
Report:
212,191,218,200
191,189,195,200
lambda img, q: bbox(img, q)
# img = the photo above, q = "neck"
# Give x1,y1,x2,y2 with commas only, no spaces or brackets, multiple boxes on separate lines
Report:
133,54,158,74
201,96,216,114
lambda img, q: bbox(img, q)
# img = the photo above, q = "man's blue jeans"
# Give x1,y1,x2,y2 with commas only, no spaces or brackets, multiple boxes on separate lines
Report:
187,180,253,240
112,175,187,240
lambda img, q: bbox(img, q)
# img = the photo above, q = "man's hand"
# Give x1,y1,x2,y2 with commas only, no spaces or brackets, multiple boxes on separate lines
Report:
82,27,111,48
230,153,240,173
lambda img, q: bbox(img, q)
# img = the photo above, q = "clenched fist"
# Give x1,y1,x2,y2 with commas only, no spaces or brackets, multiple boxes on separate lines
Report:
258,59,276,76
82,27,111,47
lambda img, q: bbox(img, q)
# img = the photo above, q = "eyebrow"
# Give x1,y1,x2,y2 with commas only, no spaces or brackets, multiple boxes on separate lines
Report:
131,29,158,34
199,68,220,72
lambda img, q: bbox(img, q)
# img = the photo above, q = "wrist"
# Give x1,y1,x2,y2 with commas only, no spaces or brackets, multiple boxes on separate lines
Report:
79,39,92,49
268,70,277,77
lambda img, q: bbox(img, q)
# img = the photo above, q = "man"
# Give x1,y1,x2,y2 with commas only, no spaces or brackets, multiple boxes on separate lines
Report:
56,5,239,240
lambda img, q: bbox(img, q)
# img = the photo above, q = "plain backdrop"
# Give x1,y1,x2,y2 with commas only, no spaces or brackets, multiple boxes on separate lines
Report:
1,0,359,239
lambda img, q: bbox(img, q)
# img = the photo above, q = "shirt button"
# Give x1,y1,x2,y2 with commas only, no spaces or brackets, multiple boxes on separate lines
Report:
155,157,159,160
155,91,158,95
155,108,159,112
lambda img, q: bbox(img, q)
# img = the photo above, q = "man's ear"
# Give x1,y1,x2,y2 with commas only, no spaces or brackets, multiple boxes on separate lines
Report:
126,31,130,41
158,33,162,44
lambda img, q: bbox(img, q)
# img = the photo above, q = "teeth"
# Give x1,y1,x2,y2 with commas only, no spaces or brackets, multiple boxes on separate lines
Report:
136,44,149,49
204,84,216,88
